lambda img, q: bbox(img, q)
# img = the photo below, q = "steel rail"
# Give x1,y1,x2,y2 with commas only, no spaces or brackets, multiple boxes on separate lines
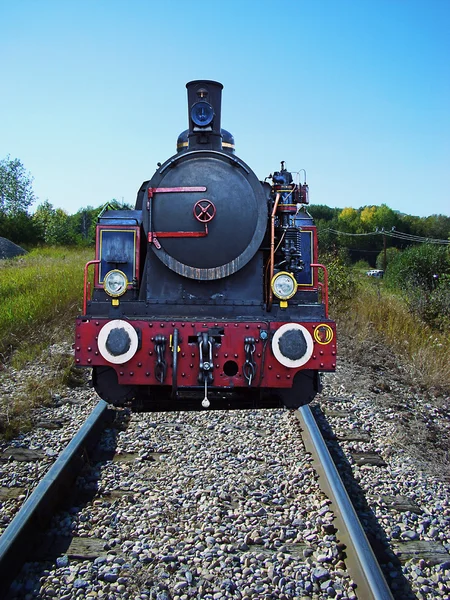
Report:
296,405,394,600
0,399,114,596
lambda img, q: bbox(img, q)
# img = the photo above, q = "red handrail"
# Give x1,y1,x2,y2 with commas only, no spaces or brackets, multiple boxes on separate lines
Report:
83,260,101,314
311,263,329,318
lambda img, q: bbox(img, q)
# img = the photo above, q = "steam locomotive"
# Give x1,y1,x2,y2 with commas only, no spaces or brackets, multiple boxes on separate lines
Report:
75,80,336,411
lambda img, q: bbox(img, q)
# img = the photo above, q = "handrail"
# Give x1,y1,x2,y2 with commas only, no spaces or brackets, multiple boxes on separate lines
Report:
83,260,101,314
311,263,329,318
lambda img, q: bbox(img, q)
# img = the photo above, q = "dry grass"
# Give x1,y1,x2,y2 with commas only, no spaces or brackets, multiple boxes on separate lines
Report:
0,350,87,440
337,282,450,392
0,247,92,439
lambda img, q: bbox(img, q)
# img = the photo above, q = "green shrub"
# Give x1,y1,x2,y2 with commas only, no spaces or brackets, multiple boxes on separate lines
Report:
384,244,449,292
384,245,450,331
321,253,357,315
353,259,370,272
376,247,400,270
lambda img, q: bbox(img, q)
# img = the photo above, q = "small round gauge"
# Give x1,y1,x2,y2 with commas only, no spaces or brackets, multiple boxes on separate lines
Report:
271,271,297,300
103,270,128,297
191,101,214,126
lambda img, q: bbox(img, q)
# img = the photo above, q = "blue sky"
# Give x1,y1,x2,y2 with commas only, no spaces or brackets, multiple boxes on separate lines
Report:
1,0,449,218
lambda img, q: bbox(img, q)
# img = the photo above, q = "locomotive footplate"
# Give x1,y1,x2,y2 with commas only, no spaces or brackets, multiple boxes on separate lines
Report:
75,318,336,409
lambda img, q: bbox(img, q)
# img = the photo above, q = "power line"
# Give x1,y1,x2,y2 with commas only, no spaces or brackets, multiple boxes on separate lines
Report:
320,228,450,245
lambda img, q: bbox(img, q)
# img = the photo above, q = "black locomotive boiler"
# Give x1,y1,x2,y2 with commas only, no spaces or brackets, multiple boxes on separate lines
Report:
75,80,336,411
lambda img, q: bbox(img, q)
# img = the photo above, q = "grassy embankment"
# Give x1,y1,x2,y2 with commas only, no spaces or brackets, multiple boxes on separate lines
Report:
332,270,450,392
0,247,93,438
1,249,448,439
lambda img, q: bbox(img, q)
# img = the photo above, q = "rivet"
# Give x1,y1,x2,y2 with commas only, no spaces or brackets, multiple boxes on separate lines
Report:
276,374,280,379
119,371,124,375
87,359,91,363
145,372,150,377
191,353,195,357
268,365,272,370
148,351,153,356
181,372,185,377
95,351,99,356
138,362,142,367
129,372,134,376
224,353,228,358
76,346,80,351
95,321,99,326
190,363,194,368
320,350,324,356
87,346,92,352
182,352,186,357
76,358,80,363
234,354,238,358
320,363,324,368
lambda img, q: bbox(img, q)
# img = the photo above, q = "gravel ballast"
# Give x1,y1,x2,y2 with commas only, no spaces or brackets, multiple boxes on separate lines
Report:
0,336,449,599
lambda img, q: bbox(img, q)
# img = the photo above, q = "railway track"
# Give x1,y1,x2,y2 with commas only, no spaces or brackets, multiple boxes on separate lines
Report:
296,405,393,600
0,400,115,597
0,399,402,599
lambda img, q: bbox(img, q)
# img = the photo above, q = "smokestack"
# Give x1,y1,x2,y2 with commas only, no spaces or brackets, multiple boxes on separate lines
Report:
186,80,223,151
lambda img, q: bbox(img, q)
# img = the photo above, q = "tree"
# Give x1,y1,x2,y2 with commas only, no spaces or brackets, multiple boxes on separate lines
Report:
0,156,35,216
338,207,360,232
360,206,377,230
33,201,75,245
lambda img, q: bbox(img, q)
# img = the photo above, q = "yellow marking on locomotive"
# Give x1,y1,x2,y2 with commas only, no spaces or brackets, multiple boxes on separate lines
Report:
314,324,334,345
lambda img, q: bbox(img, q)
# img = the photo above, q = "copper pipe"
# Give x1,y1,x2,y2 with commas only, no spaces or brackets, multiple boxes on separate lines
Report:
267,193,281,311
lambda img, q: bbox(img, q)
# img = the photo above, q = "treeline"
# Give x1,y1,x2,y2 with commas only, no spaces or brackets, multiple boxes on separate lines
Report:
309,204,450,266
1,155,449,253
0,156,129,247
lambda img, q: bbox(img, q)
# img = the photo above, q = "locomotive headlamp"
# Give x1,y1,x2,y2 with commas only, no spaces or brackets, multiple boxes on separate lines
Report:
271,271,297,300
191,101,214,127
103,270,128,297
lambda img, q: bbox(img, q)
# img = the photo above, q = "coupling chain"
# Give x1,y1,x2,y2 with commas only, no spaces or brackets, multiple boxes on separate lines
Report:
243,337,256,386
154,335,167,383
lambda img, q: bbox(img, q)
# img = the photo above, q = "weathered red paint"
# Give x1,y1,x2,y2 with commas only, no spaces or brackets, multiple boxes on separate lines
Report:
75,319,336,389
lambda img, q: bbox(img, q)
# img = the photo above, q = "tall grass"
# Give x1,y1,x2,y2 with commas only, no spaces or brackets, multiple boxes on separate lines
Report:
0,247,93,362
337,279,450,391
